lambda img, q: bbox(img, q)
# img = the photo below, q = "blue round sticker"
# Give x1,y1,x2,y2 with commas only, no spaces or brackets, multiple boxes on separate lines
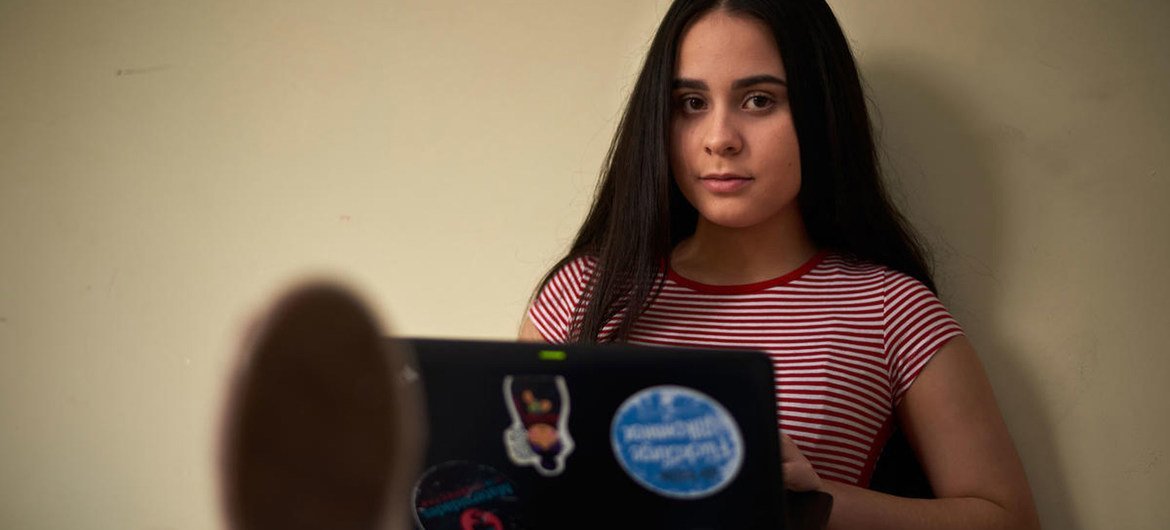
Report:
610,385,744,499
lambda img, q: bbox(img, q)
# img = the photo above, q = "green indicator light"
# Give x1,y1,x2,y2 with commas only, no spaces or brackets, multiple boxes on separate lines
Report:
539,350,567,361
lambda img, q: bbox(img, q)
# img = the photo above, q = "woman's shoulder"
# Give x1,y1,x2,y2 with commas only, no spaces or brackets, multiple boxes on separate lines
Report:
814,252,932,293
528,254,599,342
533,253,598,304
548,253,598,283
824,253,963,341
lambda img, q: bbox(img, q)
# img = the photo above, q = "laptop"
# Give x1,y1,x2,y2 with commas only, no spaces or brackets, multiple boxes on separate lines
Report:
392,338,826,530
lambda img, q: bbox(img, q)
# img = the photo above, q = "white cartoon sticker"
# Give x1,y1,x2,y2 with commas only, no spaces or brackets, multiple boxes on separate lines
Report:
502,375,574,476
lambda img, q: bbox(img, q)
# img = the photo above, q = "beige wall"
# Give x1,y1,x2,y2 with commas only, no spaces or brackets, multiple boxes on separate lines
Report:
828,2,1170,528
0,1,1165,528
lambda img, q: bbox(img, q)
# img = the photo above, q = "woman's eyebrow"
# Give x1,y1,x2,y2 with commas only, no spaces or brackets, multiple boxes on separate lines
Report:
673,78,707,90
732,74,787,89
672,75,787,91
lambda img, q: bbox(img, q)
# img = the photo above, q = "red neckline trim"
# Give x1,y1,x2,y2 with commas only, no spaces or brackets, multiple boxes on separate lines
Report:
667,251,828,294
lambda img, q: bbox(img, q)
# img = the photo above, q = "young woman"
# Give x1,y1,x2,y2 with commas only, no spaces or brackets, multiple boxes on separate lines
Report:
519,1,1040,528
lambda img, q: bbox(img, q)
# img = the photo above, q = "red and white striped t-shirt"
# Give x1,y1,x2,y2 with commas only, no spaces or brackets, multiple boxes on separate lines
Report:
527,251,963,487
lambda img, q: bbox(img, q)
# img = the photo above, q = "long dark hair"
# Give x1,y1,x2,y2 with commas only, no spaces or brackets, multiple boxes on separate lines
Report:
539,0,935,343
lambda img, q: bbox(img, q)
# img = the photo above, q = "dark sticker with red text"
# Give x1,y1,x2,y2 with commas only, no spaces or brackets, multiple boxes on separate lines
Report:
412,462,522,530
502,375,574,476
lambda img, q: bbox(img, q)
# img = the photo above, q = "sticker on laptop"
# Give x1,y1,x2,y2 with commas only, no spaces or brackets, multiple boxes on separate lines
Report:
502,375,574,476
412,461,521,530
610,385,744,499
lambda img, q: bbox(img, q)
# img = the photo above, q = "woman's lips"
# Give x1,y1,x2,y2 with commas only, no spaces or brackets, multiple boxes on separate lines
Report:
699,174,752,193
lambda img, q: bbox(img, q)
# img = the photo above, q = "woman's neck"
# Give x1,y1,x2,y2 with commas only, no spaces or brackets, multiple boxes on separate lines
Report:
670,213,818,286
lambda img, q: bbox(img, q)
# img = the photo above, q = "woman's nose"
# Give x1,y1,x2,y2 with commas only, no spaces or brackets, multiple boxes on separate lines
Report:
703,109,743,156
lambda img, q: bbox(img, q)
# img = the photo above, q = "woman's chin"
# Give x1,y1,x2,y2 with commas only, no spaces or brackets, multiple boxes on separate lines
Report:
695,209,773,230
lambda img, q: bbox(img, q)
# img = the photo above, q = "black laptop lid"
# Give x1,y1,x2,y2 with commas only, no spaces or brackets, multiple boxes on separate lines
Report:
395,338,786,530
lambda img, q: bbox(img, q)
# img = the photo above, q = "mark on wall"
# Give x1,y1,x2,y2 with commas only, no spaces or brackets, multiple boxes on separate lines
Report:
1124,451,1162,477
115,64,171,77
340,214,352,222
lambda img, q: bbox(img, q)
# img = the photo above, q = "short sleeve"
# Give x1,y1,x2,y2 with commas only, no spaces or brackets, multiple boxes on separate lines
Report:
883,270,964,404
526,256,595,343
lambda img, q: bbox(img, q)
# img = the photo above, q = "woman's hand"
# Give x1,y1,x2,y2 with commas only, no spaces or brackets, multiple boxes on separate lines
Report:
781,432,824,492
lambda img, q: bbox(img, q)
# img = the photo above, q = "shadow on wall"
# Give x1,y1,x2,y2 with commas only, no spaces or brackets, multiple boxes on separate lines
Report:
862,59,1077,529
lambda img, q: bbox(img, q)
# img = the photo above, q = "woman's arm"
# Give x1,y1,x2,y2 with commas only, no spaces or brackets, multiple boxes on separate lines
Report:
517,315,543,342
818,336,1040,529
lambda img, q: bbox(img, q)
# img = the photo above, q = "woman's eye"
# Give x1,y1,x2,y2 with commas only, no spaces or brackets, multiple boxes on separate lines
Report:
744,95,774,110
680,96,706,112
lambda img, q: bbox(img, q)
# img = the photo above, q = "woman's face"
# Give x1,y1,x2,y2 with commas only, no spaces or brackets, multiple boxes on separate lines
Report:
669,10,801,231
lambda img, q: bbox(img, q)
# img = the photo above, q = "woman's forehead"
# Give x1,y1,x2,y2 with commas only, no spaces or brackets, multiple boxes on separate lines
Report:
675,10,786,82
